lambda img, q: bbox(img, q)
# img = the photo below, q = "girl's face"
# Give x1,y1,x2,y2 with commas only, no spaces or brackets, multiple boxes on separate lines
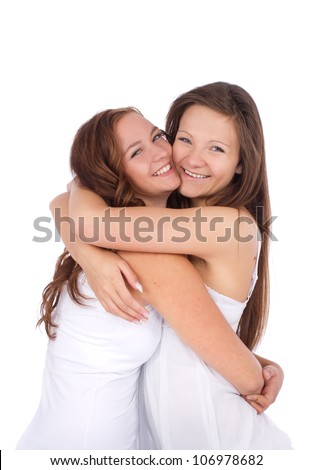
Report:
173,105,242,206
116,112,180,207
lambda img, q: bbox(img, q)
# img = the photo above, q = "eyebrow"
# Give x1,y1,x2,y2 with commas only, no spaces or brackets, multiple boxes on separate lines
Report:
125,126,158,154
177,130,231,148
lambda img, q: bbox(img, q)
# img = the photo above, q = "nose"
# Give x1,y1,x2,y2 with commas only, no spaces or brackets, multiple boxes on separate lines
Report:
184,147,207,168
150,141,171,162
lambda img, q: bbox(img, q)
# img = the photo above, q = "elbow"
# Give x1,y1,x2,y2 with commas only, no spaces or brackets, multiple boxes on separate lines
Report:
240,373,264,396
49,196,60,215
49,192,69,216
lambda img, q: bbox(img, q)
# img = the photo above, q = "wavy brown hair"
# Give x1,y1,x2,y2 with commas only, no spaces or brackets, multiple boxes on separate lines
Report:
166,82,271,350
38,107,145,339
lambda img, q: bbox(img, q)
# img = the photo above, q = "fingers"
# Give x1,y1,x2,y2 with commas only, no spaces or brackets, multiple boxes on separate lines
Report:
111,294,149,321
245,394,269,414
96,285,149,321
245,394,261,403
101,298,145,323
112,282,149,317
262,365,277,381
246,400,265,414
85,259,149,321
118,260,142,292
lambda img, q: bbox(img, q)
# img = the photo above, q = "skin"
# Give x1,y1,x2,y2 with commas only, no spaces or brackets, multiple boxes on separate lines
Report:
51,110,283,410
174,105,242,204
117,113,180,207
52,191,265,398
69,108,258,304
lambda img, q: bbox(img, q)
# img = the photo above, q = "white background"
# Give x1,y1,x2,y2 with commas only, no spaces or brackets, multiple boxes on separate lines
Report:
0,0,311,458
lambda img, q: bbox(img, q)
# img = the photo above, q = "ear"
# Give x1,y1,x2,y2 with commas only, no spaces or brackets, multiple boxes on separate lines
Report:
235,162,242,175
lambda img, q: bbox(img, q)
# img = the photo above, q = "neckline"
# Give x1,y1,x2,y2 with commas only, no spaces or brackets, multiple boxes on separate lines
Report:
206,285,247,306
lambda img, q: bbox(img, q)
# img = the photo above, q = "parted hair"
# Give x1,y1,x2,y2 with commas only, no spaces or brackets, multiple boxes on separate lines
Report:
166,82,271,350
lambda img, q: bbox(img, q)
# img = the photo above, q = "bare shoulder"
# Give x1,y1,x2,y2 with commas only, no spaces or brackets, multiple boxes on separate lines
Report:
197,206,258,255
236,207,259,245
199,206,257,231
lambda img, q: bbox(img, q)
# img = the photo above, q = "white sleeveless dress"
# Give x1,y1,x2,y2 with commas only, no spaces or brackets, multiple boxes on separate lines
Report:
139,243,292,449
16,274,162,450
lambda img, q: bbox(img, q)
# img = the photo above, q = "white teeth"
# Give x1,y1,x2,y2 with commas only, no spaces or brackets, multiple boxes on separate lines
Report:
153,164,171,176
183,168,208,179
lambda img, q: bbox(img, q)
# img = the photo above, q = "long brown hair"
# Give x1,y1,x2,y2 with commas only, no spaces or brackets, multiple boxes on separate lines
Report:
38,107,145,339
166,82,271,350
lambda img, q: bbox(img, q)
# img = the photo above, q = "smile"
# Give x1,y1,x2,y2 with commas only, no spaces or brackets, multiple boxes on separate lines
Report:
182,167,209,179
153,163,172,176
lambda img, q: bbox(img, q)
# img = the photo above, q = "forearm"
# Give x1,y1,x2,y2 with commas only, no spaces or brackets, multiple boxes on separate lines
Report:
69,183,251,259
67,186,264,394
50,192,106,269
120,251,264,396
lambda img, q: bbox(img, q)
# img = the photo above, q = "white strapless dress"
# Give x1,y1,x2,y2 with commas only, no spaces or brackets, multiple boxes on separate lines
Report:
139,245,292,450
16,274,162,450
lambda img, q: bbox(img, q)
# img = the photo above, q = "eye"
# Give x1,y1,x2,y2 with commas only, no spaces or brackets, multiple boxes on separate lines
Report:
130,148,142,158
178,137,191,144
211,146,224,153
153,130,168,142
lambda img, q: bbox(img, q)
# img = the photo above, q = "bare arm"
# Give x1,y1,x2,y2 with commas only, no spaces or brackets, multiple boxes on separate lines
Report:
52,191,287,400
52,191,286,400
50,193,149,322
118,250,264,396
51,193,263,394
69,183,257,258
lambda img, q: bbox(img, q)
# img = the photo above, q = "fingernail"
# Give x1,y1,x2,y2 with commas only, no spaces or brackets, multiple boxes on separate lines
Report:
135,282,143,293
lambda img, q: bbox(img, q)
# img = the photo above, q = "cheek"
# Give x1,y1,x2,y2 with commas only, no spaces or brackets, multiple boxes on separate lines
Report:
214,160,237,177
172,144,183,165
164,140,173,155
124,164,145,186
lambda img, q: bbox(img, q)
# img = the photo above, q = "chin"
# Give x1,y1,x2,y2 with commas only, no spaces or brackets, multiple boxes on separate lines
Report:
164,181,180,192
179,187,200,197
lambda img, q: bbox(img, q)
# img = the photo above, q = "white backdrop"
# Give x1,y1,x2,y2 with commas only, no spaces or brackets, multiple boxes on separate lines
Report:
1,0,311,457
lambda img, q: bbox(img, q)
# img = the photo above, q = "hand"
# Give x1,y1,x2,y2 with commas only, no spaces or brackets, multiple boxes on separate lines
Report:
82,249,150,322
243,365,284,414
52,188,147,322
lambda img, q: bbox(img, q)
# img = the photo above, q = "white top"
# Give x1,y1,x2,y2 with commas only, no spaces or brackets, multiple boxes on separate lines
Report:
16,274,162,450
139,242,292,449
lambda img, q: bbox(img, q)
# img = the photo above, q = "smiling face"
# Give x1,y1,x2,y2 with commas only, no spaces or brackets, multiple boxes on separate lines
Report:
116,112,180,207
172,104,242,206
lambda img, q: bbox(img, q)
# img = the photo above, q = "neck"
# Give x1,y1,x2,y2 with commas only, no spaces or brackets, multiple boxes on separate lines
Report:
134,191,170,208
192,197,207,207
142,196,169,208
